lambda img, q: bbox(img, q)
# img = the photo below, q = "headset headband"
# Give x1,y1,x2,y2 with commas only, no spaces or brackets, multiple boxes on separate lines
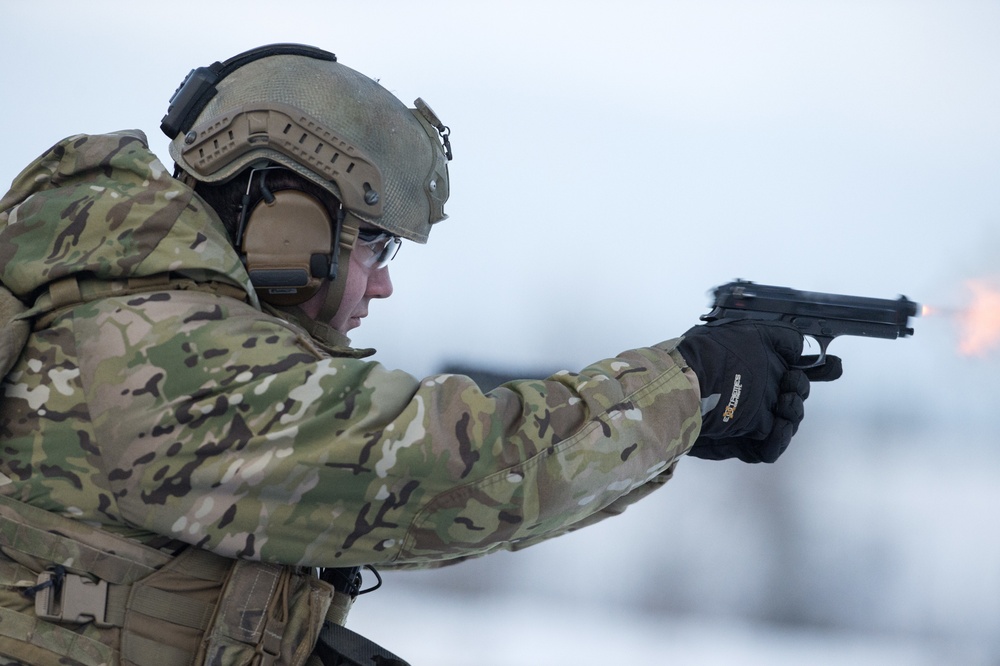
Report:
160,43,337,140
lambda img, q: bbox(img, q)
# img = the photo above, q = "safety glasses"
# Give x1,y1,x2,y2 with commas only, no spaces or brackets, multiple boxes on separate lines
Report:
356,229,402,269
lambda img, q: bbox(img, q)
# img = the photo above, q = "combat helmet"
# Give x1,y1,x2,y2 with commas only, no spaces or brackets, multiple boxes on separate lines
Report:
161,44,452,342
163,43,451,243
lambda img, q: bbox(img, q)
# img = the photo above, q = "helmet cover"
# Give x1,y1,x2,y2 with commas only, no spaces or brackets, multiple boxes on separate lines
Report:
167,48,450,243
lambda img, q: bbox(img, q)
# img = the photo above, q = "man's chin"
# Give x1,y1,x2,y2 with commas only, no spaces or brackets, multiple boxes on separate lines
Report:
330,311,365,335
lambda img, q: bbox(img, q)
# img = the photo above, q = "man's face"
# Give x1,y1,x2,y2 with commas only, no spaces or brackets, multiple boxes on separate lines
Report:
300,235,395,334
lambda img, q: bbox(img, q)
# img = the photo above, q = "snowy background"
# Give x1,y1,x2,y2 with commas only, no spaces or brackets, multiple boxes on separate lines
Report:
3,1,999,663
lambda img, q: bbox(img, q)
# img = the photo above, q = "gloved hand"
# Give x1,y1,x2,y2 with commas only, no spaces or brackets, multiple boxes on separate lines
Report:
677,320,842,463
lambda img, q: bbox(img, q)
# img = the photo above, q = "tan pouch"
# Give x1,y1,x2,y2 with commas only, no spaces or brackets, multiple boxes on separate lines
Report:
0,286,28,380
196,560,334,666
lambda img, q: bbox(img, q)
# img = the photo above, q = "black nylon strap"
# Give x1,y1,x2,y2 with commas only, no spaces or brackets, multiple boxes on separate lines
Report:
313,621,410,666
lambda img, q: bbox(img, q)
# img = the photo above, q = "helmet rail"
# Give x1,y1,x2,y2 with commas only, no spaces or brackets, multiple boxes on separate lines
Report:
177,102,384,218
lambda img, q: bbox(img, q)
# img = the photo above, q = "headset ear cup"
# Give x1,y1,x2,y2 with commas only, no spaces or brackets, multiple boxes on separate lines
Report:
241,189,335,305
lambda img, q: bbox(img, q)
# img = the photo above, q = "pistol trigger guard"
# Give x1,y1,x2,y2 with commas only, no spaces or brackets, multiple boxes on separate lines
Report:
793,335,831,370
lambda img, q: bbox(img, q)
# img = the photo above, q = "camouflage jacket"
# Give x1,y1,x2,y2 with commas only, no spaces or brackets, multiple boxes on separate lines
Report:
0,131,701,569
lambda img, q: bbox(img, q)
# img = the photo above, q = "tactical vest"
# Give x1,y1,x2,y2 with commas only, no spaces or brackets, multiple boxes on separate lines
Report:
0,490,359,666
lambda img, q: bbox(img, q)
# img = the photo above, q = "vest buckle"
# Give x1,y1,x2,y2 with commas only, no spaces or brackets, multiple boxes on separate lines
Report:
34,570,112,628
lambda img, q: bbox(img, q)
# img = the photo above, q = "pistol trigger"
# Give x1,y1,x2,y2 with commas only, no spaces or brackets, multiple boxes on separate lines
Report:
793,335,831,370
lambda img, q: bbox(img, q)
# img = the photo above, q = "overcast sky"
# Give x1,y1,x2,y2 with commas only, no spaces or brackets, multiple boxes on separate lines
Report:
3,0,999,424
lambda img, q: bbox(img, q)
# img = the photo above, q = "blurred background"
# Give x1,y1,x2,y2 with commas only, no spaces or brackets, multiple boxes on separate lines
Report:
3,1,998,663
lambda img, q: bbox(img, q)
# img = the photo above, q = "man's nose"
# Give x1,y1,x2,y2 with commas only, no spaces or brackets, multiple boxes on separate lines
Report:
368,266,393,299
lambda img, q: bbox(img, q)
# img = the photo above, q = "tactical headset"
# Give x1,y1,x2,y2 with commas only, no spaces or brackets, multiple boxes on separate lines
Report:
234,168,341,306
161,44,345,306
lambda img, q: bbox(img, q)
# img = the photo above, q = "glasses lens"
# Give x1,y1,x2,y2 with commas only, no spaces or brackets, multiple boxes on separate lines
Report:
358,232,401,268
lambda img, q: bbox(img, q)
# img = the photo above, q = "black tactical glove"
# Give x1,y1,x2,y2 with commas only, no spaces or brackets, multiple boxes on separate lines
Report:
677,320,842,463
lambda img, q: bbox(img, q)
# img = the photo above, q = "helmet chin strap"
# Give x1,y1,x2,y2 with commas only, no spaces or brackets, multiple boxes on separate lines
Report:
278,222,360,348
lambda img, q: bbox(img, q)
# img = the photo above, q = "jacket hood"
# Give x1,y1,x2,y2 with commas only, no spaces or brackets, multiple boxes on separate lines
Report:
0,130,255,305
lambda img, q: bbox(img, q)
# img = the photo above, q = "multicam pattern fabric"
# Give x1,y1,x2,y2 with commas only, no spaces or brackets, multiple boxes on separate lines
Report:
0,132,702,570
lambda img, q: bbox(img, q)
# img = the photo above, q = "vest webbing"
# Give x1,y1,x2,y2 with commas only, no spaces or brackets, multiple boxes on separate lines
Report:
0,493,337,666
0,492,170,585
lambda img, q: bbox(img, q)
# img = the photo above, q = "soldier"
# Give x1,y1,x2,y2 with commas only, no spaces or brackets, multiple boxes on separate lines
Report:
0,44,839,665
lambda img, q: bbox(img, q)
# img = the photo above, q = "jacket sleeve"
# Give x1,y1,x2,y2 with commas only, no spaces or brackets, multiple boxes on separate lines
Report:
77,291,702,568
